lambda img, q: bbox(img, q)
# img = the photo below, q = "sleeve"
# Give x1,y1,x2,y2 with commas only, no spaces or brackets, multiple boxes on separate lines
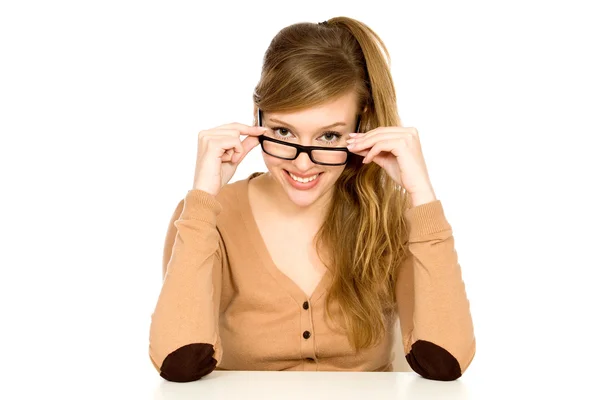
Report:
148,189,226,382
395,199,476,381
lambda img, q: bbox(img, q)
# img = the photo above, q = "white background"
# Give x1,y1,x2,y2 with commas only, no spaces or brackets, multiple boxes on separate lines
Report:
1,0,598,398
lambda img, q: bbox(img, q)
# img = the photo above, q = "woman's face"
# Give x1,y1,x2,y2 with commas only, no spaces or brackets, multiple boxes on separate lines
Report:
259,91,360,209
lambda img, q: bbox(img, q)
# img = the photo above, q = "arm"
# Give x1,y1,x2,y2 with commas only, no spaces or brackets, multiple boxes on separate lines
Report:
395,199,476,381
149,189,225,382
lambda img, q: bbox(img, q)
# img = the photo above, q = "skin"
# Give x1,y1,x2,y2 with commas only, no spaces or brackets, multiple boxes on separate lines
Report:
250,91,361,224
248,91,437,294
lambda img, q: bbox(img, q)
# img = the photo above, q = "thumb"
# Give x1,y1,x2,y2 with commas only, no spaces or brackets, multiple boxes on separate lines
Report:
235,135,260,163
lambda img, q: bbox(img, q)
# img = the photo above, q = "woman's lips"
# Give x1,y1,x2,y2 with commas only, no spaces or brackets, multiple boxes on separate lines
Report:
284,170,322,190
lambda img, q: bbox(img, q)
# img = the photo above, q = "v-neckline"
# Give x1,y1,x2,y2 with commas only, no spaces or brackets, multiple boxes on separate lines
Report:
236,172,331,305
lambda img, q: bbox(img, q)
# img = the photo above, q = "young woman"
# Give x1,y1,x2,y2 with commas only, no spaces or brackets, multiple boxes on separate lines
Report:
149,16,476,383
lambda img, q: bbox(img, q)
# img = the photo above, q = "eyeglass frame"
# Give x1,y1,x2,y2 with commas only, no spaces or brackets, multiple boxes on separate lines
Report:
256,108,362,166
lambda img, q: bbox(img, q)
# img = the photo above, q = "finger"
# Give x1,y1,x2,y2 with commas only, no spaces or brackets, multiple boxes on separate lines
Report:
223,148,236,162
350,148,369,158
362,141,397,164
233,135,260,164
213,123,268,137
349,133,410,151
206,136,244,162
352,126,417,136
221,149,236,163
362,145,383,164
349,127,386,141
349,127,416,145
230,140,244,163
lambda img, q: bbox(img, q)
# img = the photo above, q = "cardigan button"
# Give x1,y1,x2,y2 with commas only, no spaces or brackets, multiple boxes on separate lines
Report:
303,330,311,339
303,301,309,310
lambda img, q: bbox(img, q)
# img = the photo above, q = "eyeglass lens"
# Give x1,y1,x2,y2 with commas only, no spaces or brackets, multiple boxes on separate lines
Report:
262,139,347,165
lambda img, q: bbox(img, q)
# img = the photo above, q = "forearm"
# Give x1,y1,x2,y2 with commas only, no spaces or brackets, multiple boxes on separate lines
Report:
397,200,476,380
149,190,224,382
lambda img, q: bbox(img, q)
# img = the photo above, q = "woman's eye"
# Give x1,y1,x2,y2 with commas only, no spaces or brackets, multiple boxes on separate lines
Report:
321,131,343,145
271,127,342,144
273,128,291,138
323,132,337,141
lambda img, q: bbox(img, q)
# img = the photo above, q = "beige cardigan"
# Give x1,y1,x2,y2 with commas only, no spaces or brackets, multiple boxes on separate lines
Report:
149,172,476,382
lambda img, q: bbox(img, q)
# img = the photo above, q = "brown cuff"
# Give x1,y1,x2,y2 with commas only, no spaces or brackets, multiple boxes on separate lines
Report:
160,343,217,382
406,340,462,381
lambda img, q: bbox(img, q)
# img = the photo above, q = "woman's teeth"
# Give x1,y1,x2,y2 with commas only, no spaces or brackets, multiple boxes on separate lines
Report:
288,171,320,183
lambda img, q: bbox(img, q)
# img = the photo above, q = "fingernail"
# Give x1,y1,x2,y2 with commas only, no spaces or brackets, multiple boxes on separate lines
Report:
346,138,355,143
348,133,357,137
347,144,355,149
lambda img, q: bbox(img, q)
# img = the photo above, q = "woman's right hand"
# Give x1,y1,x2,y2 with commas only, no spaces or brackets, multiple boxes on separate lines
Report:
193,122,267,196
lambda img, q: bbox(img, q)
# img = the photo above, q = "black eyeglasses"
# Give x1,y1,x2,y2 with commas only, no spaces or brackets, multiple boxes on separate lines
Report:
257,108,361,166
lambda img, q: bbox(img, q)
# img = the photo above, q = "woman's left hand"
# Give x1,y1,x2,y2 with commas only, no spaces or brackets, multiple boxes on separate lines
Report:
346,126,437,202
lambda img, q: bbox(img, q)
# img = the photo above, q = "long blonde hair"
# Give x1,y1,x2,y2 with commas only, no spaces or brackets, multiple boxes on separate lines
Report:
252,17,411,351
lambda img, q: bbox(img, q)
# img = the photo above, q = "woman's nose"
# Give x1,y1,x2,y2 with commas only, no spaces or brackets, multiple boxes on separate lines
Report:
292,151,314,169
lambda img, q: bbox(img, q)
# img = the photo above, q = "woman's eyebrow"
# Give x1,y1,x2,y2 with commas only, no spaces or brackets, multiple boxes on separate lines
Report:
268,118,347,131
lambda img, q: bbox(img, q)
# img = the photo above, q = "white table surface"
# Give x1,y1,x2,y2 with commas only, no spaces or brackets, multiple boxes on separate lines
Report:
151,370,470,399
6,365,591,399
